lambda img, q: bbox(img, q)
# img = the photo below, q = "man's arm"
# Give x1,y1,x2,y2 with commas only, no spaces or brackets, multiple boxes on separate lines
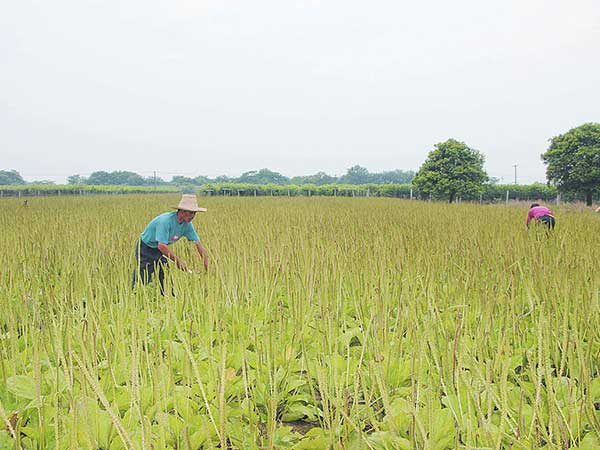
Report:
157,242,188,271
194,240,209,271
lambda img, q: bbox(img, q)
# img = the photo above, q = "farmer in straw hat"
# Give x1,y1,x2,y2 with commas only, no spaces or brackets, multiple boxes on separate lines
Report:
132,194,209,295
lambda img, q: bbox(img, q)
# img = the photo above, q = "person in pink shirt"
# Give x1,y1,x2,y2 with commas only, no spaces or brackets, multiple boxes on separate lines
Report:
526,203,556,230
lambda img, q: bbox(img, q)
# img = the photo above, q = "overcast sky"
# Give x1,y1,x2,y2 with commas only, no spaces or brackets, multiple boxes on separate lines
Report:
1,0,599,183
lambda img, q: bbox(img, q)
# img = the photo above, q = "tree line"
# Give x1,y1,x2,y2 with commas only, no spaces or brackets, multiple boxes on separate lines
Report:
2,122,599,204
0,167,415,187
66,166,415,186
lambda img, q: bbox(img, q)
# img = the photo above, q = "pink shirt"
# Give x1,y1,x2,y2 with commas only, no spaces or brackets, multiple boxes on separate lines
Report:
526,206,553,226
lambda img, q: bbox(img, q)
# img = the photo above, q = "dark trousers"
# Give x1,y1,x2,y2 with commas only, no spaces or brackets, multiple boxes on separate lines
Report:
538,215,556,230
132,240,168,295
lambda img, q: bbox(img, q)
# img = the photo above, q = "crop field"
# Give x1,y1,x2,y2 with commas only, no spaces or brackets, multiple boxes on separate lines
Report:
0,195,599,450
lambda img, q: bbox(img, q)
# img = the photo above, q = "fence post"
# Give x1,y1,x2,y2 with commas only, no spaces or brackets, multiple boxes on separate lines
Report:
410,189,413,200
479,193,483,204
556,193,560,205
506,190,509,205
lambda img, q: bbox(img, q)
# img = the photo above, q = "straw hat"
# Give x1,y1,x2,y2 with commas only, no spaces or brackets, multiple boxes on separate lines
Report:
172,195,207,212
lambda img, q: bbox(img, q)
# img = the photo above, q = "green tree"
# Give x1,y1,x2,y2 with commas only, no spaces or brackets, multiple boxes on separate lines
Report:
67,174,85,184
87,171,112,185
112,171,144,185
30,180,55,184
339,165,371,184
194,175,210,184
370,169,415,184
144,175,166,186
87,170,144,185
291,171,338,185
542,123,600,206
237,169,290,185
171,176,198,185
0,170,26,185
413,139,488,203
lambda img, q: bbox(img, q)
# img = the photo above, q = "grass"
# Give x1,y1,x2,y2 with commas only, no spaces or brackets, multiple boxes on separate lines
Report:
0,195,599,449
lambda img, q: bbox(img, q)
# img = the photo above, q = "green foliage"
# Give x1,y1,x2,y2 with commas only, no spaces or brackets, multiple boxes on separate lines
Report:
542,122,600,206
1,196,599,449
481,183,558,202
413,139,488,202
67,174,84,184
87,170,146,185
0,169,25,185
238,168,290,185
290,171,337,185
171,175,197,185
63,167,414,188
338,165,414,184
0,181,569,203
339,165,371,184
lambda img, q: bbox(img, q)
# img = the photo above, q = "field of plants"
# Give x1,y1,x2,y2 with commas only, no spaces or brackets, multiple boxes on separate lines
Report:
0,195,599,450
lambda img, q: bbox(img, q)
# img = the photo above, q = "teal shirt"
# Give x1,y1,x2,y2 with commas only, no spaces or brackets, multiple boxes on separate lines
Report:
140,212,199,248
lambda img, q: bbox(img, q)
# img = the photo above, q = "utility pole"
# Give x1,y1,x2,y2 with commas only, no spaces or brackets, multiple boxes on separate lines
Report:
153,171,157,190
512,164,518,185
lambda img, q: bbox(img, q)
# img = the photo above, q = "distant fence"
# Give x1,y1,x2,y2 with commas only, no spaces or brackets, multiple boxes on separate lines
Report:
1,182,595,204
194,182,565,203
0,185,180,198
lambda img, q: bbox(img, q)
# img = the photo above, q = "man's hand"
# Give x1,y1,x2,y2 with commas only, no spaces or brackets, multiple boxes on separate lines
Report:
176,258,189,272
158,242,189,271
195,241,209,272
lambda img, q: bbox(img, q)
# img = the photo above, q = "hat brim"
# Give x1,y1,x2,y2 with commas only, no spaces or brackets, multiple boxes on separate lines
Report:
172,206,208,212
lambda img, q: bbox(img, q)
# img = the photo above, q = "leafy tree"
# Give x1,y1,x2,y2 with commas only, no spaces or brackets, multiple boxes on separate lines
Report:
412,139,488,203
113,171,145,185
237,169,290,185
171,176,198,185
291,171,338,185
67,174,85,184
30,180,55,184
0,170,26,185
87,170,145,185
542,122,600,206
371,169,415,184
86,171,112,185
339,165,371,184
194,175,210,185
144,176,166,186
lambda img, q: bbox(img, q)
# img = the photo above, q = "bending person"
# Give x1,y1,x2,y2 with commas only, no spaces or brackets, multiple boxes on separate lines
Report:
133,194,209,295
526,203,556,230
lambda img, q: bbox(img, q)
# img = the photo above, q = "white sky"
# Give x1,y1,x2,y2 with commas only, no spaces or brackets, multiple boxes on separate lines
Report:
1,0,599,183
